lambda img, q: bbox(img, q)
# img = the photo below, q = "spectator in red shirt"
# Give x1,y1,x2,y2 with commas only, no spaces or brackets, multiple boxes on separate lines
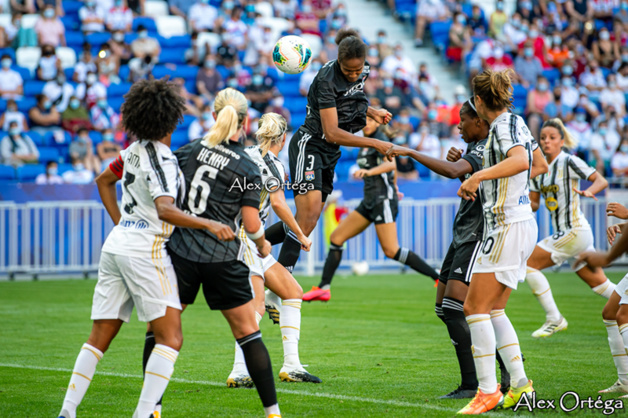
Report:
311,0,332,19
518,24,550,68
485,47,513,71
296,0,322,36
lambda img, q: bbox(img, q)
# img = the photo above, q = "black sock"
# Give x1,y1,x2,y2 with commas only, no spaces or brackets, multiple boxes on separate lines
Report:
319,242,343,289
435,303,446,324
142,331,163,406
237,331,277,408
276,232,302,273
265,222,288,246
393,248,440,281
442,297,477,390
496,350,510,390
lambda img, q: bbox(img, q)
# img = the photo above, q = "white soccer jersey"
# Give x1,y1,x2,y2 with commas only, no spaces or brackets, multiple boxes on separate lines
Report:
244,145,286,226
102,140,185,258
530,151,596,233
480,112,535,231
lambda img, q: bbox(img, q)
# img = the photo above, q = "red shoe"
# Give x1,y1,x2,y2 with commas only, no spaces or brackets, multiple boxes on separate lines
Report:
303,286,330,302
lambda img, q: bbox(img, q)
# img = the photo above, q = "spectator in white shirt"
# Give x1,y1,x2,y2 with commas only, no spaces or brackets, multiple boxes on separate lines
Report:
381,44,416,82
0,99,28,132
189,0,219,32
188,104,215,141
73,45,97,83
0,121,38,166
274,0,298,19
75,71,107,109
223,8,248,50
579,60,607,97
567,108,593,152
105,0,133,32
600,74,626,117
131,25,161,60
36,44,62,81
90,96,120,132
63,156,95,184
559,75,579,110
612,138,628,179
0,55,23,100
35,161,64,185
43,73,74,113
79,0,105,34
591,120,620,173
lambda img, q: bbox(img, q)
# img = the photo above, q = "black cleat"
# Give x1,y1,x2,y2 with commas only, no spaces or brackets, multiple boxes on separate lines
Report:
439,386,477,399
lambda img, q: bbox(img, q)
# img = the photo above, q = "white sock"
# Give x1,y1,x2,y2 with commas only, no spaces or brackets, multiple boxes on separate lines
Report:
593,279,616,299
526,268,561,322
281,299,302,369
491,309,528,388
467,314,498,394
231,312,262,376
605,320,628,385
134,344,178,418
59,343,103,418
264,404,281,417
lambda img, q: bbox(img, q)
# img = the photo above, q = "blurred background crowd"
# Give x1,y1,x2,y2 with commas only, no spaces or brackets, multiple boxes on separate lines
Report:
2,0,628,185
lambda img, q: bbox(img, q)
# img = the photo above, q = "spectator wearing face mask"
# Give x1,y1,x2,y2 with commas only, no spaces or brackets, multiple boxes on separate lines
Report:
375,77,407,118
590,120,620,174
329,4,348,31
42,73,74,113
381,44,416,83
0,54,22,100
72,44,97,83
416,73,436,104
35,161,63,184
0,121,38,166
414,0,449,47
312,0,332,18
296,0,322,36
615,1,628,31
547,32,570,68
96,129,121,168
79,0,105,34
61,96,92,133
0,99,27,132
35,4,65,47
526,75,555,139
0,12,21,48
485,46,513,71
90,97,119,132
319,29,339,62
273,0,298,19
611,138,628,180
29,94,61,135
223,8,249,50
593,28,619,69
105,0,132,32
600,74,626,117
515,41,544,87
62,156,94,184
109,31,132,66
567,108,593,155
36,44,61,81
559,74,579,110
188,104,215,142
131,24,160,60
128,54,154,83
446,13,471,62
69,128,100,174
189,0,219,33
247,71,276,113
75,72,107,109
96,44,120,86
518,24,550,68
196,57,224,102
500,13,528,52
489,1,507,38
375,29,393,59
579,60,607,97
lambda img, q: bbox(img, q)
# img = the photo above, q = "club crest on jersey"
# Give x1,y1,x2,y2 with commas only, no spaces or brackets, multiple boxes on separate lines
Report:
545,197,558,211
305,170,315,181
344,80,365,97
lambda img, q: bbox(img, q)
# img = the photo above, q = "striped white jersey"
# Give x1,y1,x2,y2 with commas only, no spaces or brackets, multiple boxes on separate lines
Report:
244,145,286,227
530,151,596,233
480,112,535,231
102,140,184,258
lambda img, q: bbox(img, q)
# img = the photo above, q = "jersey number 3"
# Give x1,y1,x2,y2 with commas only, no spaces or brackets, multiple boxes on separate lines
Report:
188,165,219,215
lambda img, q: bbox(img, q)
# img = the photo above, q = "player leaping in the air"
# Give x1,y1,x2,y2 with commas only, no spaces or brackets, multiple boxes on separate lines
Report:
263,28,393,274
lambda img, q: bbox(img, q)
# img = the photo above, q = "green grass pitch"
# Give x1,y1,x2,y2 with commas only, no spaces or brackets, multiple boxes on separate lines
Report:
1,271,627,417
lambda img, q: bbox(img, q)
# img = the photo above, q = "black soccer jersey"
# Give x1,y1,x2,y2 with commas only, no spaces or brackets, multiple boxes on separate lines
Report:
356,129,394,204
168,138,262,263
452,138,487,248
302,60,370,148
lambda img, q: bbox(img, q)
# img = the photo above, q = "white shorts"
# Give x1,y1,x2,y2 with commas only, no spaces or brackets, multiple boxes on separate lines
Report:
473,218,538,289
242,236,277,279
616,274,628,305
537,227,594,271
91,251,182,323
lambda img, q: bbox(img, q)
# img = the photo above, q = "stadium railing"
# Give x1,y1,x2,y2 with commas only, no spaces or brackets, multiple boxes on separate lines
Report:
0,198,621,279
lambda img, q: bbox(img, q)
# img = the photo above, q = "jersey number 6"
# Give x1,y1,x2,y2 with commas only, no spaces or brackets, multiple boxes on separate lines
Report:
188,165,219,215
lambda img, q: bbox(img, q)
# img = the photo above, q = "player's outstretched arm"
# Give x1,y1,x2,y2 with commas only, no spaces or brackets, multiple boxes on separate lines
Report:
320,108,392,158
573,171,608,201
242,205,272,257
96,166,122,225
530,147,548,179
387,145,473,179
269,190,311,251
154,196,235,241
354,160,396,178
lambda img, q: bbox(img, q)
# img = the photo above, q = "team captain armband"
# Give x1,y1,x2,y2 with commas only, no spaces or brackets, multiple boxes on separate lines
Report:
110,154,124,179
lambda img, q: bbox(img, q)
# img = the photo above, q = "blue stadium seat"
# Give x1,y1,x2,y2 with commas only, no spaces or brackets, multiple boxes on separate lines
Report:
291,112,306,129
133,17,157,32
430,20,452,51
542,68,560,86
160,49,186,65
45,130,72,147
14,66,32,81
61,16,79,31
285,96,307,113
64,67,75,80
179,114,195,130
176,65,199,81
185,80,197,94
417,162,431,179
152,65,176,79
87,32,112,48
24,80,46,96
0,164,15,180
89,131,103,144
27,131,44,146
171,131,189,149
161,35,191,48
38,147,60,162
119,66,130,81
0,48,15,61
216,65,231,80
64,1,83,16
16,98,37,113
109,96,125,112
107,82,133,97
58,163,74,174
17,164,45,181
66,31,85,49
276,79,301,96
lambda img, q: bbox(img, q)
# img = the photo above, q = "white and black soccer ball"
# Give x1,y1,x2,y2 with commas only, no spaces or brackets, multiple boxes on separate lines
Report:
351,261,370,276
272,35,313,75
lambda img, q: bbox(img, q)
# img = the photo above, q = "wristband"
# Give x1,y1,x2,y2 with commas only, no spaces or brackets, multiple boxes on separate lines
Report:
246,224,264,241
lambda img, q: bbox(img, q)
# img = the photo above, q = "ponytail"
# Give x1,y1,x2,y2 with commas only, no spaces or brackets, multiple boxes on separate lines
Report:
256,112,287,157
542,118,578,150
204,88,248,147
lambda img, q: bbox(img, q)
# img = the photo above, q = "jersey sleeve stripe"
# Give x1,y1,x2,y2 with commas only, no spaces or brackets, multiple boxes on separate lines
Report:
510,114,519,143
567,157,588,179
146,142,170,193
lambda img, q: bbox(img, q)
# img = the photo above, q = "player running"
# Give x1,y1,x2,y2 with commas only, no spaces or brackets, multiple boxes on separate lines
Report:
263,28,393,274
226,112,321,387
57,78,235,418
526,118,613,338
303,115,439,303
456,69,538,414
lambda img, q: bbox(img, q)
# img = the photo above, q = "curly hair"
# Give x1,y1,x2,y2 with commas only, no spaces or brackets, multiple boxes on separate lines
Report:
120,78,186,141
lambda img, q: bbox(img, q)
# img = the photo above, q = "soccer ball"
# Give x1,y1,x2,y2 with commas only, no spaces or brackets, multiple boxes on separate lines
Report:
352,261,370,276
272,35,313,75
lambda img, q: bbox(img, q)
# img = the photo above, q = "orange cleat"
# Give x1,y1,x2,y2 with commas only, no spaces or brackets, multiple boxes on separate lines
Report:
457,386,503,415
434,278,439,288
302,286,330,302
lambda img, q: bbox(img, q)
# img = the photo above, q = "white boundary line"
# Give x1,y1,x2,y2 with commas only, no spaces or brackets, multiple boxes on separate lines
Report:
0,362,517,416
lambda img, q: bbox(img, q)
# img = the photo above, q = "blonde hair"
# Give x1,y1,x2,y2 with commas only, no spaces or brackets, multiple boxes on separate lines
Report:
472,69,514,112
542,118,578,150
256,112,287,156
204,88,248,147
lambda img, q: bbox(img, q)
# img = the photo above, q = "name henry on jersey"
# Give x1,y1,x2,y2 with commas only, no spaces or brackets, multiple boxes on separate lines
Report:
196,146,233,171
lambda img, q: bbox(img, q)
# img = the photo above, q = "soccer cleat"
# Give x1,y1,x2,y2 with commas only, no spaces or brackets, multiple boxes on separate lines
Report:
439,385,477,399
531,317,568,338
152,412,160,418
226,374,254,388
279,367,322,383
502,380,534,409
265,289,281,324
599,379,628,393
302,286,330,302
457,386,503,414
268,415,282,418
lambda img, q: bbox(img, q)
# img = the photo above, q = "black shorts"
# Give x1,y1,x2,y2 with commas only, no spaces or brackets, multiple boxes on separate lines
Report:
439,240,482,285
170,250,254,311
355,198,398,225
288,128,341,201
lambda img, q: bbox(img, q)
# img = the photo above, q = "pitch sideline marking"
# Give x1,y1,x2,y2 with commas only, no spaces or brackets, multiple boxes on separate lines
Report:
0,362,517,416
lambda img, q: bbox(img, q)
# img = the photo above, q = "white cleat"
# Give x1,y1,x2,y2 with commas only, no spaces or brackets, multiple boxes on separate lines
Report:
226,373,254,388
599,379,628,394
279,366,322,383
531,317,568,338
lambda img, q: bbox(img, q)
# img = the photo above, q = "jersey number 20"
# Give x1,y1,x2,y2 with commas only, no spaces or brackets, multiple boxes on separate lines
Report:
188,165,219,215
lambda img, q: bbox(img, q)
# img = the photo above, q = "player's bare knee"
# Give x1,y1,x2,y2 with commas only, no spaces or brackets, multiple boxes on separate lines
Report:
616,308,628,326
382,246,398,259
